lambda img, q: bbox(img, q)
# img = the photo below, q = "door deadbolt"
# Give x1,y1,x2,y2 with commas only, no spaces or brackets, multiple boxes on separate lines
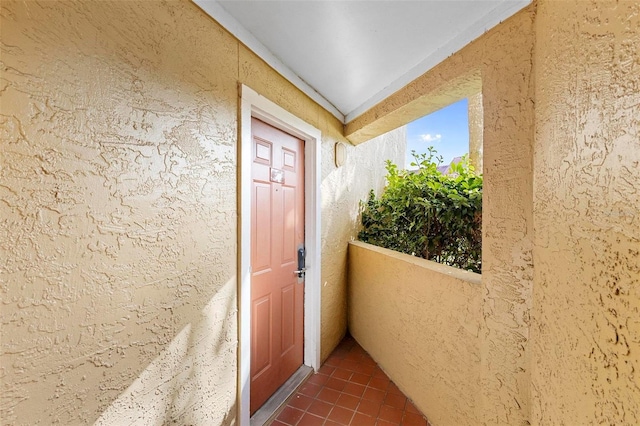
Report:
294,246,306,282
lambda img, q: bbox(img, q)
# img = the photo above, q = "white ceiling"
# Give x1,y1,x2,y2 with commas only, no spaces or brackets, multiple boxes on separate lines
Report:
194,0,530,123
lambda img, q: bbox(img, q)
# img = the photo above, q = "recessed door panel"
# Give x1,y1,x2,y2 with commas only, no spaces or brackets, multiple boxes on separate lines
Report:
281,284,295,354
255,139,272,164
282,186,296,264
283,149,296,170
253,183,272,273
252,295,272,377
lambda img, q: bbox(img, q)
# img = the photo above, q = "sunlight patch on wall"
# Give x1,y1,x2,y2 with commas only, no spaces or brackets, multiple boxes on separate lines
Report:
95,278,237,426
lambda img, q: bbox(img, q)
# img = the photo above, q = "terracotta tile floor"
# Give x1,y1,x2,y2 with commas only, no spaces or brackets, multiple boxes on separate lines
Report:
269,335,431,426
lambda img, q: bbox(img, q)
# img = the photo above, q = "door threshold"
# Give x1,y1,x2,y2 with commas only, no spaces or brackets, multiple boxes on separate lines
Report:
250,365,313,426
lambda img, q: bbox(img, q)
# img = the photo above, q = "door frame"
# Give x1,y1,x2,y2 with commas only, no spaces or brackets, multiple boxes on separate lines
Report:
238,85,321,426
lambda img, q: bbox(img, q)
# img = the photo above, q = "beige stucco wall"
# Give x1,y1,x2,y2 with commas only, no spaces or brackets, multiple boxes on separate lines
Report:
0,1,404,424
346,6,536,425
468,92,484,172
531,0,640,424
348,241,482,425
319,128,406,359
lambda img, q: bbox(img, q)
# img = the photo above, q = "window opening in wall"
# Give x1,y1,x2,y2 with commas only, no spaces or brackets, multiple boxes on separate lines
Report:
405,97,481,173
358,95,483,274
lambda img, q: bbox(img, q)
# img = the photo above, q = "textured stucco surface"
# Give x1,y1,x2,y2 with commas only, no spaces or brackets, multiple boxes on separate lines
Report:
319,128,405,360
1,2,238,424
468,92,484,171
0,1,403,423
531,0,640,424
345,7,536,425
348,241,482,426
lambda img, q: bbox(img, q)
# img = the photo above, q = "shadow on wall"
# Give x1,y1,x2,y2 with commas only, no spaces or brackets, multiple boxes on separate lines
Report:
95,278,237,426
318,128,406,360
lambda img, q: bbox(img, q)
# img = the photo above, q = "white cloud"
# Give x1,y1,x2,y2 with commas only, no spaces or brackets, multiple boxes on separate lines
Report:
420,133,442,143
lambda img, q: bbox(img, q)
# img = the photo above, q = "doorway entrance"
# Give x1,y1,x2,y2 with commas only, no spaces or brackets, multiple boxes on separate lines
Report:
239,85,321,426
250,118,305,413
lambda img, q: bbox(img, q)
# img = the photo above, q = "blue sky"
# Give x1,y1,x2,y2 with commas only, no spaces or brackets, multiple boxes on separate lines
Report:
405,98,469,169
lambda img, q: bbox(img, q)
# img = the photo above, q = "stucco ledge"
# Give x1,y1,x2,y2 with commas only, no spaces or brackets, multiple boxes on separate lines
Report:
348,240,481,286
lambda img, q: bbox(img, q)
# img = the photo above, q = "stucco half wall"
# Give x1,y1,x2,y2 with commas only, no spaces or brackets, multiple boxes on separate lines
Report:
0,1,404,424
348,241,482,426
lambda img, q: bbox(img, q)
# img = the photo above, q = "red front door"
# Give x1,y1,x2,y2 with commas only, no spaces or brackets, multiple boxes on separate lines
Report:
250,117,305,414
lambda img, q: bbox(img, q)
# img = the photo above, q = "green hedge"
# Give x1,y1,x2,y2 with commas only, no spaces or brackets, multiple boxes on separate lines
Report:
358,149,482,273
